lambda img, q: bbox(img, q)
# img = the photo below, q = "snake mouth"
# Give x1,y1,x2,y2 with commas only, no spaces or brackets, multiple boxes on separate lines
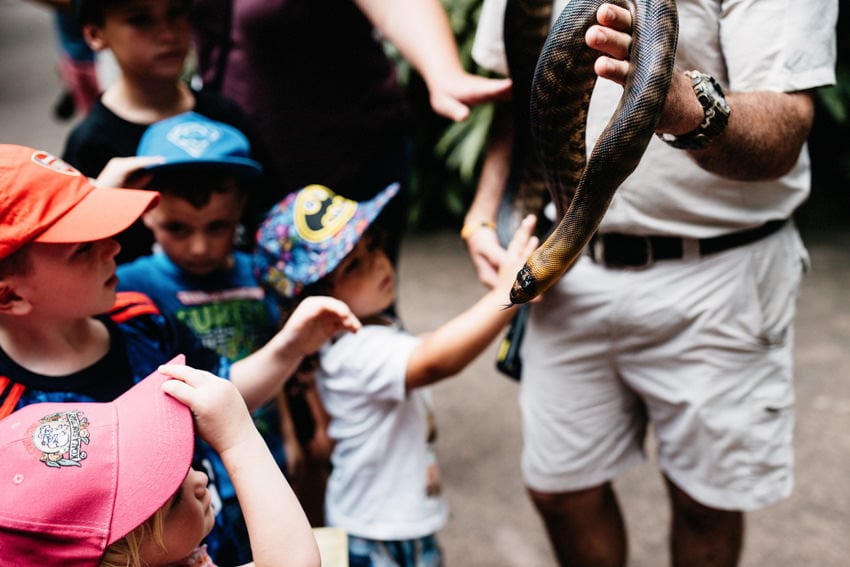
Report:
509,265,537,305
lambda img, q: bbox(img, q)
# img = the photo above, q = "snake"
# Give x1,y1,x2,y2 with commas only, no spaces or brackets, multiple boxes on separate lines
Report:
505,0,679,305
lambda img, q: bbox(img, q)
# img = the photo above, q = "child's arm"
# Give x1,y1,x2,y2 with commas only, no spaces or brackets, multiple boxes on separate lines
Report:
230,296,361,411
159,364,321,567
405,214,539,390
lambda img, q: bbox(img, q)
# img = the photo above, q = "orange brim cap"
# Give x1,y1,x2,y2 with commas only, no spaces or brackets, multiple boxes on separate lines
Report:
35,184,159,245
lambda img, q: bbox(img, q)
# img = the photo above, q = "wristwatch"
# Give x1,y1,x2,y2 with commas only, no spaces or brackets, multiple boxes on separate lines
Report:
658,70,731,150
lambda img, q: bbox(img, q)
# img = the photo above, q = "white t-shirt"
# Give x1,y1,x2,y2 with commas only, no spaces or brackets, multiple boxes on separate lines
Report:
472,0,838,238
317,324,449,540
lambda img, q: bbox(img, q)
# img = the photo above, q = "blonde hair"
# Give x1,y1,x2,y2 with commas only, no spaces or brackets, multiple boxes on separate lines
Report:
100,507,167,567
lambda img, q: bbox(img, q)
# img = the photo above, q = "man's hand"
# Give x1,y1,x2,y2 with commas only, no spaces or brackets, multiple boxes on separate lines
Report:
585,3,704,138
464,223,507,289
586,3,633,85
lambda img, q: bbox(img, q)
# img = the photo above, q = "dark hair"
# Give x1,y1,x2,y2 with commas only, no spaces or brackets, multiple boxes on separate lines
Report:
0,246,30,278
73,0,133,25
143,169,246,209
75,0,192,26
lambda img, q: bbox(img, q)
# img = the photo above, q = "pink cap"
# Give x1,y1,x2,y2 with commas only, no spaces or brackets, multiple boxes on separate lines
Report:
0,356,194,566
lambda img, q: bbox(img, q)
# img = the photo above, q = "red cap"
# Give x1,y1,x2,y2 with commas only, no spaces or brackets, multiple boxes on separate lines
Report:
0,355,194,566
0,144,159,260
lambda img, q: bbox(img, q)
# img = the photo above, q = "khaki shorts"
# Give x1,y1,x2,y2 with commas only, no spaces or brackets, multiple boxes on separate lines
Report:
519,223,808,511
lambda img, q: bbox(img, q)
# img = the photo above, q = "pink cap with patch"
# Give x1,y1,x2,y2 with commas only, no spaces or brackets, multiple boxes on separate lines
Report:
0,356,194,566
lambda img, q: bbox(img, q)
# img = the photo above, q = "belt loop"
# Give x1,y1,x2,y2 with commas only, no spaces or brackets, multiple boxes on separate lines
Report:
680,238,700,261
592,236,604,264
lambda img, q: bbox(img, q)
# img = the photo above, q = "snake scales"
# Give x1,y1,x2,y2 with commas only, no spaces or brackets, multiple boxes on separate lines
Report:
504,0,679,305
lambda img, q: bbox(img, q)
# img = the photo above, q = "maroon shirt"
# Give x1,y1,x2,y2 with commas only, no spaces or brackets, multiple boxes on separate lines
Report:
191,0,409,203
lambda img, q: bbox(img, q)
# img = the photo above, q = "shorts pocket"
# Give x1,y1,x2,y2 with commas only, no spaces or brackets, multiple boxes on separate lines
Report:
745,228,808,347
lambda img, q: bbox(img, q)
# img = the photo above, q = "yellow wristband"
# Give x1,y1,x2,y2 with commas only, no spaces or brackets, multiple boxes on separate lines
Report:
460,220,497,240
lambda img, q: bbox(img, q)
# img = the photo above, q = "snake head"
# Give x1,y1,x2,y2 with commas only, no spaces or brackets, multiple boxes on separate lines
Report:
509,264,538,305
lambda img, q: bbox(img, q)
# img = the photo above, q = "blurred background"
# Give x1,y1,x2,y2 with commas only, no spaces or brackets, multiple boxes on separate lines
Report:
1,1,848,566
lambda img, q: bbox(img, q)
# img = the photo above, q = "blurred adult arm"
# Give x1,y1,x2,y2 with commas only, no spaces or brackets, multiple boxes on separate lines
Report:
355,0,512,122
462,102,514,288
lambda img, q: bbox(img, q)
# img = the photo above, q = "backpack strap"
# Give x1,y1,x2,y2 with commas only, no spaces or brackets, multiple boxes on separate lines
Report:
109,291,161,324
0,376,25,420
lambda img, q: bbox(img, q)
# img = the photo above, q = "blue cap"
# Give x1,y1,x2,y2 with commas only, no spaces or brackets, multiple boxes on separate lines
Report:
136,111,262,178
254,182,399,301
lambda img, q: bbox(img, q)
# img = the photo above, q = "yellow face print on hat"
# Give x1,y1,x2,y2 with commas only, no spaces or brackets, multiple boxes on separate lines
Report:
294,184,358,243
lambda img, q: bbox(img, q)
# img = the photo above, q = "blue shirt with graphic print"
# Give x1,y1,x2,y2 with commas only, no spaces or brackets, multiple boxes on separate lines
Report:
116,251,287,477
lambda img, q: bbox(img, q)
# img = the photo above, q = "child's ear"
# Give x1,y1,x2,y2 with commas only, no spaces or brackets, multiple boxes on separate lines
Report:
81,24,108,52
141,211,155,230
0,284,31,316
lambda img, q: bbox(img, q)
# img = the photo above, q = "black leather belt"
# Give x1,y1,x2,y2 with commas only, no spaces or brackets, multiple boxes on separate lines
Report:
588,219,787,269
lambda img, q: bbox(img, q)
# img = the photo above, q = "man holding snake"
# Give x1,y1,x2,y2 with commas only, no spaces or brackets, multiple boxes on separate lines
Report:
464,0,838,565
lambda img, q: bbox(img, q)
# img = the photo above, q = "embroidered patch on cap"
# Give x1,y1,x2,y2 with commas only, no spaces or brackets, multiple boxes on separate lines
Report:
166,121,222,158
29,410,90,468
30,150,81,176
294,185,358,243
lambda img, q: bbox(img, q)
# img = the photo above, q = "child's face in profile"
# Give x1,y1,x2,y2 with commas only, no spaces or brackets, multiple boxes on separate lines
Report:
142,186,245,277
84,0,192,82
6,239,121,320
139,467,214,565
327,235,396,319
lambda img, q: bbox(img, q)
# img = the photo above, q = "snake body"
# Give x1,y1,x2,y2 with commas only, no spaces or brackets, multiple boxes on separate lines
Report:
507,0,679,304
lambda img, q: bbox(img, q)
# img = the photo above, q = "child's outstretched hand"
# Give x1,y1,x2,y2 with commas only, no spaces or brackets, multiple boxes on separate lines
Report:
274,296,362,356
495,214,540,301
228,297,359,412
159,364,255,456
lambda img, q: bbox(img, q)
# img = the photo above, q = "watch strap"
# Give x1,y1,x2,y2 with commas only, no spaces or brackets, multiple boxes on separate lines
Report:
658,70,731,150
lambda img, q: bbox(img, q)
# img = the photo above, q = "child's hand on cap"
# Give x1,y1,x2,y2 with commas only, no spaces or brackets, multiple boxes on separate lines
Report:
96,156,165,188
159,364,255,456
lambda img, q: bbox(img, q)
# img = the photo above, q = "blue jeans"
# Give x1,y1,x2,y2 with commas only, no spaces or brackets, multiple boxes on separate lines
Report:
348,534,442,567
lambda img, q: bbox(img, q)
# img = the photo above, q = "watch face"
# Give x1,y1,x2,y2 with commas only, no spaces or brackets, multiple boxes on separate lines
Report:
660,71,730,150
705,76,731,114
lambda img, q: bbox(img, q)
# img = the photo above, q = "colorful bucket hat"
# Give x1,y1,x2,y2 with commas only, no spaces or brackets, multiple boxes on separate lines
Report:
0,356,194,566
136,111,262,178
254,182,400,300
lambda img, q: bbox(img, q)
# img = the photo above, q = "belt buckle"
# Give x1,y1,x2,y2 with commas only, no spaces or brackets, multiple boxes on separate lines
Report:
594,234,654,269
